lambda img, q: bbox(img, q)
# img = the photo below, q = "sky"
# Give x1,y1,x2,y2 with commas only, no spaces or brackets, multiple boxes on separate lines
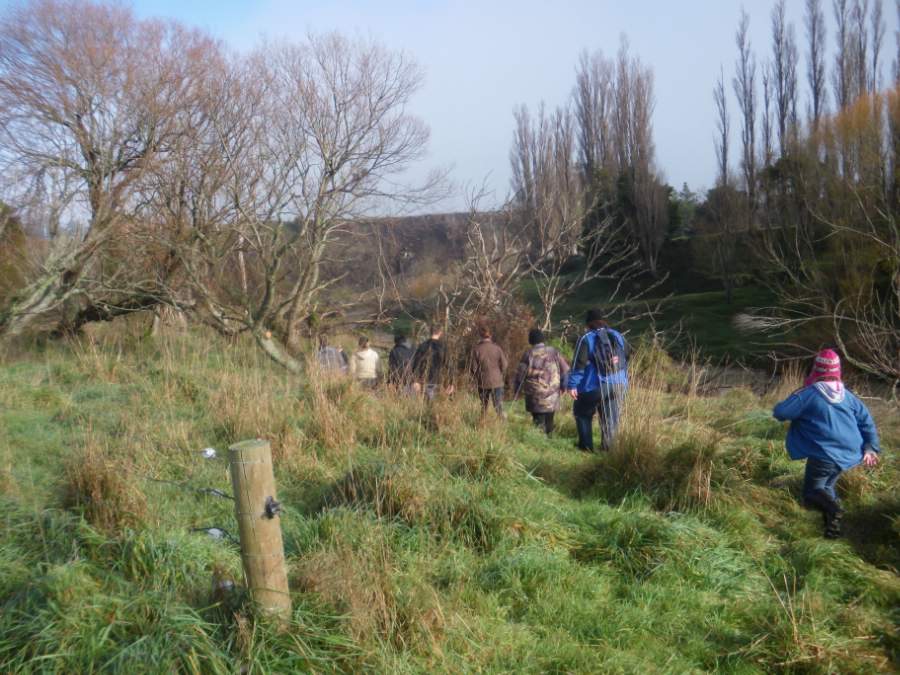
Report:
9,0,900,210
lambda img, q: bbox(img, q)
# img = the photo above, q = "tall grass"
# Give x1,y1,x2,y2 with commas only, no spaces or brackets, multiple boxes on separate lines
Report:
0,323,897,673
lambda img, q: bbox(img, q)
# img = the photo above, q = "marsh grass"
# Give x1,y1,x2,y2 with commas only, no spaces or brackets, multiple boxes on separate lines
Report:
0,324,897,673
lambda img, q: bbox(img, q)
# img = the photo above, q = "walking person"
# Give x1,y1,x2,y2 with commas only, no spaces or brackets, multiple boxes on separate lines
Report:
772,348,881,538
513,328,570,435
471,326,508,418
388,333,415,391
316,335,349,375
567,310,629,451
413,325,450,400
349,335,380,388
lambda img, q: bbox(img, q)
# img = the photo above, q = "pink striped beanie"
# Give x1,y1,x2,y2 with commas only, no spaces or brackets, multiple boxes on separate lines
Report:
804,349,842,386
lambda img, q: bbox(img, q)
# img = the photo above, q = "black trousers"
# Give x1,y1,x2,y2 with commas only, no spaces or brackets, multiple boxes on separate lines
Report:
478,387,504,415
531,412,555,435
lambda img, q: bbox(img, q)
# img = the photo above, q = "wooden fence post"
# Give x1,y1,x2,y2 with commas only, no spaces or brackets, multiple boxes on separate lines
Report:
228,439,292,620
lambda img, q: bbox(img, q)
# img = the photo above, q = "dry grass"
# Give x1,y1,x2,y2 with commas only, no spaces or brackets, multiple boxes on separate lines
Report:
62,435,147,533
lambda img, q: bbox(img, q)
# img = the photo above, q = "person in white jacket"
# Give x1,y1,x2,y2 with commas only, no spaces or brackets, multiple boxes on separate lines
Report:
350,336,380,388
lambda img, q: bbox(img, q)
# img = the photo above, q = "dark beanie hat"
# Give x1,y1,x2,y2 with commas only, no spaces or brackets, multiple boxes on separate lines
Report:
394,333,406,345
585,309,604,324
528,328,545,345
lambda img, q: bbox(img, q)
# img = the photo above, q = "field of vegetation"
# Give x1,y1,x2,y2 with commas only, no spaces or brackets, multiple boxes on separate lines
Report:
1,325,896,673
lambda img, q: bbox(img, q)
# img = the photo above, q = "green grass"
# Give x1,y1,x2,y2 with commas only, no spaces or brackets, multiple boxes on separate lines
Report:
0,327,897,673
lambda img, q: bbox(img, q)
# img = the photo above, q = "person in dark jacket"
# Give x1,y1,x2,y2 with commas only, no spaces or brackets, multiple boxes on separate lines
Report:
413,325,449,400
388,334,415,388
567,310,629,451
513,328,570,435
772,348,881,538
471,326,508,417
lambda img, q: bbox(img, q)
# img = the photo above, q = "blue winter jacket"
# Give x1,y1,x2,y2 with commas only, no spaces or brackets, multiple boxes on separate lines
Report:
567,328,629,393
772,383,881,470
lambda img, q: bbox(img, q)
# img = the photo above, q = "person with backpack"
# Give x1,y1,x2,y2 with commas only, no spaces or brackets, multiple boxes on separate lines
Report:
772,348,881,539
349,335,380,388
388,333,415,390
412,325,449,400
470,325,508,417
513,328,570,435
567,310,629,451
316,335,349,375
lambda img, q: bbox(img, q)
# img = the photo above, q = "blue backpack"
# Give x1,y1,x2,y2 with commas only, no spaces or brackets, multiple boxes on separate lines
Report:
591,328,627,376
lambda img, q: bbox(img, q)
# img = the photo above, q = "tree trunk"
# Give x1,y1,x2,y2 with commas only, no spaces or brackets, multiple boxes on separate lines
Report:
253,329,303,374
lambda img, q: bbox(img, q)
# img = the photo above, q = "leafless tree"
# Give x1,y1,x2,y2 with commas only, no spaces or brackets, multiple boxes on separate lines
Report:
851,0,872,97
871,0,886,90
143,35,443,371
806,0,828,128
772,0,799,156
714,70,731,186
761,63,775,167
734,9,758,212
574,50,615,183
510,104,640,329
0,0,219,337
834,0,853,109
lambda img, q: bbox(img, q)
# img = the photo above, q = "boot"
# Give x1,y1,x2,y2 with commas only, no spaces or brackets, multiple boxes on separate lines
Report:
824,508,844,539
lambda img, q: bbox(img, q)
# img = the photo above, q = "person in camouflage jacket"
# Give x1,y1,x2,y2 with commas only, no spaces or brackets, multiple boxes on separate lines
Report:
513,328,570,435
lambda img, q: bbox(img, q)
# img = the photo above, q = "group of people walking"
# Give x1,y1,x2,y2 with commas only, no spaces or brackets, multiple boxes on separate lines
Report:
317,313,884,540
316,309,632,451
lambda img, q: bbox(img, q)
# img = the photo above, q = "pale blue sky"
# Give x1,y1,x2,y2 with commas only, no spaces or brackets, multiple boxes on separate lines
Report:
7,1,900,209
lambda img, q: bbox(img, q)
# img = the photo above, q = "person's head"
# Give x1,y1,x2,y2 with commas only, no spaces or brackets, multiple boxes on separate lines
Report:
805,348,842,386
478,325,492,340
317,335,328,349
585,309,608,330
430,324,443,339
358,335,369,349
528,328,545,345
394,333,407,346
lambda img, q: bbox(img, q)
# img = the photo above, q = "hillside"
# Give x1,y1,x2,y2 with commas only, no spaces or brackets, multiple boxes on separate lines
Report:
0,327,897,673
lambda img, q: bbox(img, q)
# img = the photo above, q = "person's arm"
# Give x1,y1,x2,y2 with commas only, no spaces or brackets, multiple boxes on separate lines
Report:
349,352,357,376
772,388,811,421
512,351,524,392
558,351,570,390
499,347,508,376
567,335,589,396
852,397,881,464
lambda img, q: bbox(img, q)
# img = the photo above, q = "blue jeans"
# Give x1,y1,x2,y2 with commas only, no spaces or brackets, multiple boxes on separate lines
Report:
573,384,623,451
802,457,843,514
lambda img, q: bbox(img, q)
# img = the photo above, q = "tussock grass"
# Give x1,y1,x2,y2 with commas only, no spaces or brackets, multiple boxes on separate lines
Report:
0,324,897,673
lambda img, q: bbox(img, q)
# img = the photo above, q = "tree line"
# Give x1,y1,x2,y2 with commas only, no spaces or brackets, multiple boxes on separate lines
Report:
0,0,897,385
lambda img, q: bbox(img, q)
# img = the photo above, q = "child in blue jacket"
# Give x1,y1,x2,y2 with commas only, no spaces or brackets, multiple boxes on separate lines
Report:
772,349,881,538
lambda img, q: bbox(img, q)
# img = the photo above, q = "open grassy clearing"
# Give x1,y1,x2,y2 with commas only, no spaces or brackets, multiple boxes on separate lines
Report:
0,327,897,673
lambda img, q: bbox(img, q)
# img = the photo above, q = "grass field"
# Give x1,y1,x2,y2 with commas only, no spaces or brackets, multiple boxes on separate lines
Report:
0,326,897,673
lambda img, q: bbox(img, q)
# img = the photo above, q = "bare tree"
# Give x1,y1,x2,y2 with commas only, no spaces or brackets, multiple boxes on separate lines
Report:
510,104,640,329
144,35,442,371
772,0,799,156
871,0,886,90
734,9,758,212
708,70,741,303
761,63,775,167
834,0,853,109
714,70,731,186
573,50,615,183
0,0,219,337
806,0,828,128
